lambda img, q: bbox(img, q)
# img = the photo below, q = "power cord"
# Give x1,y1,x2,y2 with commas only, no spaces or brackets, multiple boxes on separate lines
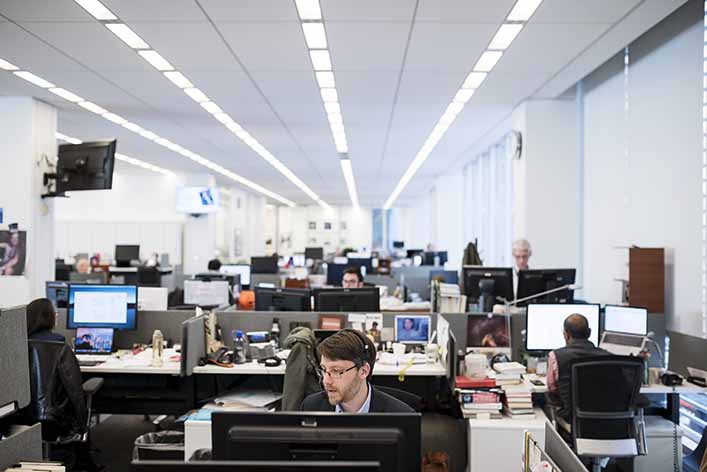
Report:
672,386,680,472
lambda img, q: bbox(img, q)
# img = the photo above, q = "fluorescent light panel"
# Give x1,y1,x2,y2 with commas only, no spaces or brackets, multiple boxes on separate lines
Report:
473,50,503,72
55,132,82,145
0,58,19,71
77,101,107,114
103,112,127,124
164,71,193,88
320,88,338,102
340,159,359,208
105,23,149,49
49,87,83,102
73,0,116,20
184,87,209,103
316,71,335,88
302,23,327,49
507,0,544,21
138,50,174,71
295,0,322,20
488,23,523,50
13,71,54,88
463,72,487,89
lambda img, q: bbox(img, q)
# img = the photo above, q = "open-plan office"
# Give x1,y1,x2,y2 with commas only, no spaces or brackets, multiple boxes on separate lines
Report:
1,1,707,471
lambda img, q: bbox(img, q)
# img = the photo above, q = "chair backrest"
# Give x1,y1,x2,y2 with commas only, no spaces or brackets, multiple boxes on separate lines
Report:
375,385,422,412
27,340,66,423
570,355,643,445
138,266,161,286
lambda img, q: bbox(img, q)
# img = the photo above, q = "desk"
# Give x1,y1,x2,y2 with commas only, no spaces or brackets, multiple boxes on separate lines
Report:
78,348,180,375
193,360,446,377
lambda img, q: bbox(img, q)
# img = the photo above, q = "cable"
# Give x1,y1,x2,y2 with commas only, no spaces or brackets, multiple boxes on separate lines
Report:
672,386,680,472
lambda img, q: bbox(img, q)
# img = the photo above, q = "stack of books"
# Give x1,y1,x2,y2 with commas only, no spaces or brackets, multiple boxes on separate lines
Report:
501,384,536,419
5,462,65,471
492,361,526,387
458,388,503,419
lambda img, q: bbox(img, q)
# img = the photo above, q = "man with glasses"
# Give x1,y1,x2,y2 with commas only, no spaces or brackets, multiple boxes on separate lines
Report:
301,329,413,413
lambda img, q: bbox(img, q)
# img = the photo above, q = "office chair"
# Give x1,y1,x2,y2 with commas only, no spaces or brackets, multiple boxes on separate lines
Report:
138,266,161,287
567,355,646,472
374,385,423,412
27,340,104,470
684,426,707,472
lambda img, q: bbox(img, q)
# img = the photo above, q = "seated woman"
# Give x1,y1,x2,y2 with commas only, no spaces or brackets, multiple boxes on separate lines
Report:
26,298,66,343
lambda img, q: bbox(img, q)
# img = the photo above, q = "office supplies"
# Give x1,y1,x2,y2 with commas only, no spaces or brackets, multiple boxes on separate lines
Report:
251,256,278,274
603,305,647,336
254,287,311,311
67,284,138,330
45,281,69,309
184,280,229,307
525,304,600,351
220,264,251,287
395,315,431,344
74,327,114,354
516,269,576,306
313,287,380,312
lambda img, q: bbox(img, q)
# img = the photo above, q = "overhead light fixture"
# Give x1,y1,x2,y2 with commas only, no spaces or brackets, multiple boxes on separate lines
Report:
225,122,243,134
309,50,332,71
49,87,83,102
184,87,209,103
473,51,503,72
138,50,174,71
77,101,107,114
200,101,223,114
335,140,348,154
103,112,127,124
13,71,54,88
73,0,116,20
295,0,322,20
0,58,19,71
445,102,464,116
163,71,193,88
302,23,327,49
327,113,343,125
340,158,360,209
105,23,149,49
138,129,158,141
122,122,143,133
115,153,175,176
315,71,335,88
507,0,544,22
324,101,341,115
213,112,234,125
453,88,475,103
320,88,338,102
488,24,523,50
462,71,487,89
55,132,83,145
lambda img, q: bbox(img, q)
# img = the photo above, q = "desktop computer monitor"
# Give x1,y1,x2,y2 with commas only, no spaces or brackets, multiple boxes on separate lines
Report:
251,256,278,274
326,263,349,286
394,315,431,344
422,251,448,266
462,266,514,304
211,411,421,472
67,284,138,330
184,279,230,307
392,241,404,249
220,264,251,287
526,303,600,351
115,244,140,267
46,281,69,309
255,287,311,311
516,269,576,306
466,314,511,352
313,329,338,345
603,305,648,336
304,247,324,260
313,288,380,312
429,270,459,285
406,249,423,259
130,461,381,471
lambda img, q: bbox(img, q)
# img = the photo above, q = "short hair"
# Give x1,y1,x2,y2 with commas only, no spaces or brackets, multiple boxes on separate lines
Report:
343,266,363,283
207,258,222,271
318,329,376,379
563,314,591,340
512,238,532,254
26,298,56,336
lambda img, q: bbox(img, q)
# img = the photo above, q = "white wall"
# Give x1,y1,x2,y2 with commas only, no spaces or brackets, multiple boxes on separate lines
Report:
582,10,703,335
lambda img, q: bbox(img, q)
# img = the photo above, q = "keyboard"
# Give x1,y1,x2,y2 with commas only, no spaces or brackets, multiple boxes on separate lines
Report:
76,354,111,361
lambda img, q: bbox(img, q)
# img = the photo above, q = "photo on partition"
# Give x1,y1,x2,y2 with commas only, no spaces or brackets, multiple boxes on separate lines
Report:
467,315,511,348
0,230,27,276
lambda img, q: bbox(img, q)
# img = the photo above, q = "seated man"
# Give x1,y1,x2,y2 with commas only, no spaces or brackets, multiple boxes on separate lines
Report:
342,266,364,289
547,313,608,424
301,329,413,413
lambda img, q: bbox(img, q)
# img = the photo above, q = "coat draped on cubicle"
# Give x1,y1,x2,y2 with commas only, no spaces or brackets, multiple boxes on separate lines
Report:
281,327,321,411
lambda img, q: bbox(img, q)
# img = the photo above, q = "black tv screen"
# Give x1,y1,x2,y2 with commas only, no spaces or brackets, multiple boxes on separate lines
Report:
57,140,116,192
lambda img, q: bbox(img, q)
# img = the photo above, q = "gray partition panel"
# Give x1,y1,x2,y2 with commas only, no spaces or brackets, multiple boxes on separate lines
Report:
251,273,281,288
667,329,707,376
55,309,196,349
0,306,30,415
182,315,206,376
0,423,42,470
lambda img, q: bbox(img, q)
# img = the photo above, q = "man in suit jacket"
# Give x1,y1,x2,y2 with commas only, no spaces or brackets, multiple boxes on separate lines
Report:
301,329,413,413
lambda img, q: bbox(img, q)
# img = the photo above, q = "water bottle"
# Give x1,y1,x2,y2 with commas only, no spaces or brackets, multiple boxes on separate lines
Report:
151,329,164,367
233,330,247,364
270,318,281,349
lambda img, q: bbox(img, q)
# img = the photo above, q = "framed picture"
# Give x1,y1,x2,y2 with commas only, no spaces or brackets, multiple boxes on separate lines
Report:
308,221,316,230
324,222,332,230
319,314,345,330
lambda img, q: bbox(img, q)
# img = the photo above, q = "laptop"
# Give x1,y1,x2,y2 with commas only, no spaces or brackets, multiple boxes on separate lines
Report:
599,331,647,356
74,327,115,355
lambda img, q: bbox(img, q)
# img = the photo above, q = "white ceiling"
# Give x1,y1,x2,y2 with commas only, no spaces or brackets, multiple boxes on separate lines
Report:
0,0,687,207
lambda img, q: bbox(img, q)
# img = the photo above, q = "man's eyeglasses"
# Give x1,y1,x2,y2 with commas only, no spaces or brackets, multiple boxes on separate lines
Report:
318,364,359,379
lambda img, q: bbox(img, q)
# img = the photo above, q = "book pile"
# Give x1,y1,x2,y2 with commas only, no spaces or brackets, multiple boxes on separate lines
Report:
501,384,536,419
5,461,65,471
492,361,526,387
458,388,503,419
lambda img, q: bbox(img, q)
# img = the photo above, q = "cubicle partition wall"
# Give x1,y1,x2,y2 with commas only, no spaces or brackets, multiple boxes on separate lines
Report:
391,266,439,301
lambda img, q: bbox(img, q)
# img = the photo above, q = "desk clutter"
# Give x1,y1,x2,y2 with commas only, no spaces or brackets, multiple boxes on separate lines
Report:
3,461,66,471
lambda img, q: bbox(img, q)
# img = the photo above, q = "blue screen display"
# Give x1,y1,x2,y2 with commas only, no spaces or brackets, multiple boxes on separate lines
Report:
68,284,137,330
395,316,431,343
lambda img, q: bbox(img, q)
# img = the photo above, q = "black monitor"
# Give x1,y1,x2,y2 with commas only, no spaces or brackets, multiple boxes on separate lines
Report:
516,269,576,306
255,287,311,311
55,140,116,193
346,257,373,274
252,256,279,274
422,251,448,266
55,259,72,281
429,270,459,285
313,288,380,312
326,263,348,286
392,241,404,249
115,244,140,267
304,247,324,260
211,411,421,472
46,281,69,309
131,461,380,471
406,249,423,259
462,266,514,309
313,329,338,345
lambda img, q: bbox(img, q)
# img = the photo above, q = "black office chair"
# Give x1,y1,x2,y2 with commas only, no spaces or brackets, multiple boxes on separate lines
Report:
26,340,104,470
568,355,646,472
375,385,423,412
684,426,707,472
138,266,161,287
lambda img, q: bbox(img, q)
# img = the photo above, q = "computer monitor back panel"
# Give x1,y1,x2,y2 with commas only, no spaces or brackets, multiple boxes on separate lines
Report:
255,287,311,311
525,303,600,351
184,280,230,307
251,256,278,274
67,284,138,330
220,265,251,286
56,140,116,192
314,288,380,312
516,269,576,306
603,305,647,336
462,267,513,303
116,244,140,266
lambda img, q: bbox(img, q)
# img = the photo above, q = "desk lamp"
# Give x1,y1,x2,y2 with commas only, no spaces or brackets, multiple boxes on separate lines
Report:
493,284,581,315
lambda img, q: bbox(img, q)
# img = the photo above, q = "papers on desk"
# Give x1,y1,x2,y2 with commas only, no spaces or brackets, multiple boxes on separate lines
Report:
377,351,427,366
214,390,282,409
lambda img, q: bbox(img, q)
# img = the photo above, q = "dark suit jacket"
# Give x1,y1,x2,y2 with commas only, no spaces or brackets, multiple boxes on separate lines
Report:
301,385,414,413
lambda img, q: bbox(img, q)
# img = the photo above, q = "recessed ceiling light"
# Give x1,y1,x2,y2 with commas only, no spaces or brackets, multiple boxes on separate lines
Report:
473,51,503,72
122,122,143,133
330,122,345,133
213,112,233,124
184,87,209,103
77,101,107,114
324,102,341,114
316,71,335,88
56,132,83,145
340,158,359,209
163,71,193,88
201,101,223,114
13,71,54,88
0,58,19,71
49,87,83,103
488,24,523,50
103,112,127,124
328,113,343,125
335,140,348,154
105,23,150,49
138,50,174,71
225,122,243,134
309,50,332,71
295,0,322,20
320,88,338,102
438,113,457,126
302,23,327,49
453,88,475,103
462,71,487,89
138,129,158,141
507,0,544,22
73,0,116,20
445,102,465,116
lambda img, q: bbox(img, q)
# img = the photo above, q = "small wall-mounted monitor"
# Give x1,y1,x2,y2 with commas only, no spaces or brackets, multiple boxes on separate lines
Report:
67,284,138,330
55,140,116,193
395,315,431,344
176,186,221,214
115,244,140,267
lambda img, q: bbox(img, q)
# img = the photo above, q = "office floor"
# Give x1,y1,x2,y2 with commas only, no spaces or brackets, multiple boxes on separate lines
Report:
91,415,168,472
